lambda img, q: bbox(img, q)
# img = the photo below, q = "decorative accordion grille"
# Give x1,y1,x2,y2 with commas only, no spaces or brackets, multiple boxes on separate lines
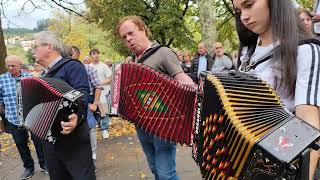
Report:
197,73,291,180
118,63,197,145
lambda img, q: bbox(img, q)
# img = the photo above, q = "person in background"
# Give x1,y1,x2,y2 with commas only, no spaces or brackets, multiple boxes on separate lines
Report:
298,9,316,36
124,56,133,62
69,46,102,171
181,51,192,73
210,42,233,73
70,46,81,60
83,56,92,64
31,63,43,77
0,55,46,179
176,50,184,64
105,59,113,68
190,42,214,83
90,48,112,139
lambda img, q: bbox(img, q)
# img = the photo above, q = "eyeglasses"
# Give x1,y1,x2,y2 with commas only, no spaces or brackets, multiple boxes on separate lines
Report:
32,43,48,50
5,64,18,68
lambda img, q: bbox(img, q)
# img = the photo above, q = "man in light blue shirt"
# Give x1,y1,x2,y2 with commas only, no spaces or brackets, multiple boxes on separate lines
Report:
190,42,214,83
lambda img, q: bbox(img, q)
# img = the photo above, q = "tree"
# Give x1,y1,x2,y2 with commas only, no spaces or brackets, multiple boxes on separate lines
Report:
25,48,34,64
213,0,238,51
0,0,87,72
47,11,123,61
297,0,313,10
35,19,50,32
86,0,196,56
0,12,7,73
198,0,217,46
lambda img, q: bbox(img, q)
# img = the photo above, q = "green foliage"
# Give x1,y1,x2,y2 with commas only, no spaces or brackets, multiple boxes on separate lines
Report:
7,46,28,64
86,0,196,56
4,28,36,36
25,49,34,64
35,19,50,32
297,0,313,10
47,11,123,61
213,0,238,52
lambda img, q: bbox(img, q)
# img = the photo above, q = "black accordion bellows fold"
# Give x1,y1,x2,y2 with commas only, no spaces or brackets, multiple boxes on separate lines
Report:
17,77,83,144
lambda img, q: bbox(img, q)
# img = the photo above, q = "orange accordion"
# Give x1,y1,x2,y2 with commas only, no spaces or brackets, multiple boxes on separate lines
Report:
118,63,197,145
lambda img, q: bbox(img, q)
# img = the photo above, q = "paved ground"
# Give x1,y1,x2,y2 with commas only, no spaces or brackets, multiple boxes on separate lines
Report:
0,135,201,180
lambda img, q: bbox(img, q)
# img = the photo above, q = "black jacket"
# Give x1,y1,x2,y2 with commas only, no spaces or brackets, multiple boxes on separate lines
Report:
190,53,214,83
44,58,91,147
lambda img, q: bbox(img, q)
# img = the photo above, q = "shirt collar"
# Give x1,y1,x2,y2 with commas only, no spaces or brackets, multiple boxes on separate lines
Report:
134,41,154,61
8,71,22,78
47,56,62,70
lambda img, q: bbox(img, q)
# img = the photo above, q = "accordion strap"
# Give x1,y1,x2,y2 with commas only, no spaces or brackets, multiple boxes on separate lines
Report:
45,58,74,78
137,44,164,64
240,38,320,72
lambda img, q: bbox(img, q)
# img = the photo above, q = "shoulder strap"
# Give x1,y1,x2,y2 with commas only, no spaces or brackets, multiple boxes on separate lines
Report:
137,44,164,64
45,58,74,78
242,38,320,71
298,38,320,46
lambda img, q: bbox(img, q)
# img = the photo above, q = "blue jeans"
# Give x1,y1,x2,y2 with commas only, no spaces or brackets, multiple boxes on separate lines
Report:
136,127,179,180
87,110,96,129
7,122,45,169
100,115,110,131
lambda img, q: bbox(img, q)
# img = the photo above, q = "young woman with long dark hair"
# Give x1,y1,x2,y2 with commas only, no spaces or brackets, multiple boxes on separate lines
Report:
232,0,320,179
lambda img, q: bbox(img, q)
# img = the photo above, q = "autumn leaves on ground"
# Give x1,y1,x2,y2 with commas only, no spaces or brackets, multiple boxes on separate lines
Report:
0,117,136,159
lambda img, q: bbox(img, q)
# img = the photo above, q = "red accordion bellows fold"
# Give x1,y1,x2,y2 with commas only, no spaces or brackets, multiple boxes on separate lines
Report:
118,63,197,145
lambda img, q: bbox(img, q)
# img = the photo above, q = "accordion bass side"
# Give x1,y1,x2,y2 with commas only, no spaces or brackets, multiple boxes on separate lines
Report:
17,77,83,144
118,63,197,145
109,63,122,116
192,72,320,179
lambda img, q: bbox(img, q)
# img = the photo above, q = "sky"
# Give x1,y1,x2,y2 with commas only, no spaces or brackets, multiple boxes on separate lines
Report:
1,0,84,29
1,0,53,29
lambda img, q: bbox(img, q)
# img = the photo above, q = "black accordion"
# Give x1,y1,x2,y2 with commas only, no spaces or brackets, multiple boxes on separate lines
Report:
192,72,320,180
16,77,83,144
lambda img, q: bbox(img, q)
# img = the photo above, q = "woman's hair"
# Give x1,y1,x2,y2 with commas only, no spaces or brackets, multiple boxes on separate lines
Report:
298,9,313,19
233,0,310,98
183,51,191,62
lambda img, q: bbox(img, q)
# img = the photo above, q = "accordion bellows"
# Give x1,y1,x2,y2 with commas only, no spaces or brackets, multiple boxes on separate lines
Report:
118,63,197,145
193,72,320,179
17,77,83,143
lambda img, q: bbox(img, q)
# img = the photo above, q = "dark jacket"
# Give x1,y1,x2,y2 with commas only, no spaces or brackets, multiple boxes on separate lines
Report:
190,53,214,83
181,62,191,74
44,57,91,147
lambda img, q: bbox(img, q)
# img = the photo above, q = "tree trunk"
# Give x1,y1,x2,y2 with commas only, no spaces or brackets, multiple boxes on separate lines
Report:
198,0,216,50
0,12,7,74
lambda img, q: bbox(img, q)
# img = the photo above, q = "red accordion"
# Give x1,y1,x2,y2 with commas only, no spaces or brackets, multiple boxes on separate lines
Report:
118,63,197,145
17,77,83,144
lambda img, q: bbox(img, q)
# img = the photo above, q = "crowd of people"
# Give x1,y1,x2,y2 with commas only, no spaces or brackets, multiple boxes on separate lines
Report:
0,0,319,180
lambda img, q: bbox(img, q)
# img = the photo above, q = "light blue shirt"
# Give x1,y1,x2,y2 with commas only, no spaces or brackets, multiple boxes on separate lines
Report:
197,56,207,76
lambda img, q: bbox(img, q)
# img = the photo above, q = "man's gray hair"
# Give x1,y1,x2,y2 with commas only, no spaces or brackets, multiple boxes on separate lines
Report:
34,31,65,54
